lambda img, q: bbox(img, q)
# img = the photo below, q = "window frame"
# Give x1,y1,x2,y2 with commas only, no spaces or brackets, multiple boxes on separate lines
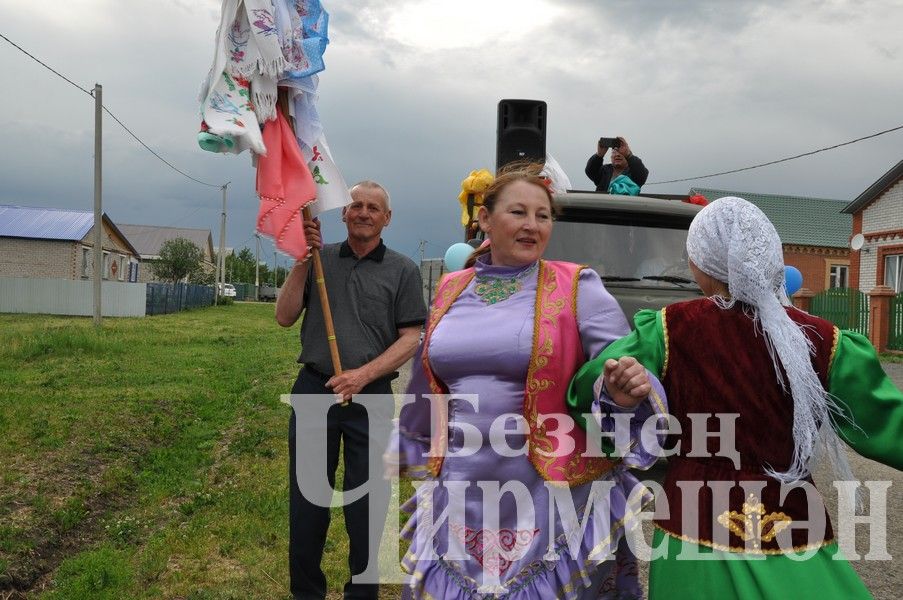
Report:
828,263,849,289
80,246,91,278
885,254,903,293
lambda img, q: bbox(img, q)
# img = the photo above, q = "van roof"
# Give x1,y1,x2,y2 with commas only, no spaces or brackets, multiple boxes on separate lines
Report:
554,191,705,218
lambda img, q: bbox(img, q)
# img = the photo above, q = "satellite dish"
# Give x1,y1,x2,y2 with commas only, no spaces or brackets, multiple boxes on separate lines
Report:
850,233,865,251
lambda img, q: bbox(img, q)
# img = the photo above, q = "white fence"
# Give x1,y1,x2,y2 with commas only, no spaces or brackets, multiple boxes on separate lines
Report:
0,277,146,317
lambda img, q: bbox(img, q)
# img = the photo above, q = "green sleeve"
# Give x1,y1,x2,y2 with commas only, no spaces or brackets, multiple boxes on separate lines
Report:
567,308,666,432
828,329,903,470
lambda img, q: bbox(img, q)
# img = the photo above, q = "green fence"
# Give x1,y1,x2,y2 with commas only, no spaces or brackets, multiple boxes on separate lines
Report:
146,282,214,315
232,282,257,301
809,288,869,335
889,292,903,351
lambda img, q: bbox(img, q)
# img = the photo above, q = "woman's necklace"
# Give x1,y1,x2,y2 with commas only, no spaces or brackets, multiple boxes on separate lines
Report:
473,262,538,305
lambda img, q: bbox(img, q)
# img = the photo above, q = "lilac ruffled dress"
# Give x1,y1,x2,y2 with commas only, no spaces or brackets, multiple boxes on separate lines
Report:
394,257,665,599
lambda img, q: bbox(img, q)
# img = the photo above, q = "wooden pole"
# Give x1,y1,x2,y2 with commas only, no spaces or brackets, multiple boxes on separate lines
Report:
276,92,344,382
304,205,343,377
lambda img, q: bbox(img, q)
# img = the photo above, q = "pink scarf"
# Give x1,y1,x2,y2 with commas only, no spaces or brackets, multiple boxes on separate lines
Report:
256,105,317,259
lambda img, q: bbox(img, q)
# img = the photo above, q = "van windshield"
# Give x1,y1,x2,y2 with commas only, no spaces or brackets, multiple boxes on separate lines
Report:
544,221,698,289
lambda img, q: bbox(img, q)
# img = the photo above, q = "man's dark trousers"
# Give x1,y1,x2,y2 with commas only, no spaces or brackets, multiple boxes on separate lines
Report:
288,367,392,600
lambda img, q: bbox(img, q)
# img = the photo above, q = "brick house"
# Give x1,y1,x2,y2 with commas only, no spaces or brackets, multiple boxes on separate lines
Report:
117,224,216,283
841,159,903,293
691,188,852,294
0,205,139,281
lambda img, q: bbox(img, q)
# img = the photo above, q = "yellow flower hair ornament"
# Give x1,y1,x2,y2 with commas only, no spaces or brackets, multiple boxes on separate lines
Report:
458,169,494,227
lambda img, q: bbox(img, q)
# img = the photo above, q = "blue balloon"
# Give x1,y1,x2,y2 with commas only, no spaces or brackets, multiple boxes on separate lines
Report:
444,242,474,272
785,265,803,296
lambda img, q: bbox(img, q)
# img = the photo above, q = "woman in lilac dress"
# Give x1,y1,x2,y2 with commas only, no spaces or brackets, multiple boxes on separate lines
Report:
388,164,665,599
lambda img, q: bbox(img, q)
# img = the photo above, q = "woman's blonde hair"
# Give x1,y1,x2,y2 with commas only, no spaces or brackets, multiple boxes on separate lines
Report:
464,161,558,268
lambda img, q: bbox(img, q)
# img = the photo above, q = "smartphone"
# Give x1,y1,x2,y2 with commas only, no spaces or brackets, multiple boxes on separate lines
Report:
598,137,620,149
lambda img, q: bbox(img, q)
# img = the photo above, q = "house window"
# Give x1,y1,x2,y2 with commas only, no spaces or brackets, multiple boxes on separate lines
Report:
102,251,110,279
828,264,848,289
885,254,903,293
81,246,91,278
117,255,125,281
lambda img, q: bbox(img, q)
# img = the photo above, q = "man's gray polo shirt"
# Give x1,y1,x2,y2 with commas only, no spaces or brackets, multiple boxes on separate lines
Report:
298,240,427,377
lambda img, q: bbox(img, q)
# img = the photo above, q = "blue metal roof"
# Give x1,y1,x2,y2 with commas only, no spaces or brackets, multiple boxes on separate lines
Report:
0,205,95,241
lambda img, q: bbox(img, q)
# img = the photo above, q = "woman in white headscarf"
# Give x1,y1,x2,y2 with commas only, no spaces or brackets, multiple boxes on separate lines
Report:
567,196,903,599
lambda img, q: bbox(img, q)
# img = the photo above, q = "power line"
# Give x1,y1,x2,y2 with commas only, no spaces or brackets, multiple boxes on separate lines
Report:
1,32,224,189
162,204,213,228
101,106,222,188
234,233,257,251
646,124,903,186
0,32,93,97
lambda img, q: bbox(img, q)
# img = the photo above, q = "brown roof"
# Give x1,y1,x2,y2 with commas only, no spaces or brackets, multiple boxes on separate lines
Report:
117,224,214,259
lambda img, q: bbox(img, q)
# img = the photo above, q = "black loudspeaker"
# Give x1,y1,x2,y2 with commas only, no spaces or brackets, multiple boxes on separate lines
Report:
496,99,547,172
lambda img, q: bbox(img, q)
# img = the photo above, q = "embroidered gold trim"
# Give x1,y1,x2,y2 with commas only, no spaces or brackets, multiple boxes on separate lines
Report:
524,261,617,487
655,523,834,555
420,263,617,486
649,388,667,421
716,492,792,550
828,326,840,374
571,264,587,315
660,306,670,379
525,260,560,483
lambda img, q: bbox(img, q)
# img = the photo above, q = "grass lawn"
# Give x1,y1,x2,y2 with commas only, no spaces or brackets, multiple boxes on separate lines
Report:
0,303,406,599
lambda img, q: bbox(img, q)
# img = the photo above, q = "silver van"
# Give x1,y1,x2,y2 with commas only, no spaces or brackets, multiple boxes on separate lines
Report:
544,192,704,319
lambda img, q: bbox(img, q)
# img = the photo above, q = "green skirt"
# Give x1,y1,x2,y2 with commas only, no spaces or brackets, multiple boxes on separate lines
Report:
649,528,872,599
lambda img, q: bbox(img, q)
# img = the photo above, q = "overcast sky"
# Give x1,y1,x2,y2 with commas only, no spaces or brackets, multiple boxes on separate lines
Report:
2,0,902,264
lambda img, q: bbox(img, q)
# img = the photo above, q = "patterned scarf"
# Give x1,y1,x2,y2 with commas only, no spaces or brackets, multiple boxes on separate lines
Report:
199,0,286,132
256,105,317,259
686,197,857,491
273,0,329,82
199,72,266,155
199,0,330,156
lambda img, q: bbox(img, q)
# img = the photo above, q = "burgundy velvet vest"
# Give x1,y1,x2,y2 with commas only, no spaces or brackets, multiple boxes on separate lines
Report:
657,298,839,554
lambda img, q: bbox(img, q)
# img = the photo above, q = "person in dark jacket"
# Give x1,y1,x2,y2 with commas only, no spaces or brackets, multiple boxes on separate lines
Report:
585,136,649,192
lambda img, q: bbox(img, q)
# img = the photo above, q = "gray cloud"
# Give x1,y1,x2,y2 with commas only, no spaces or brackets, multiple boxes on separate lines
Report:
2,0,902,265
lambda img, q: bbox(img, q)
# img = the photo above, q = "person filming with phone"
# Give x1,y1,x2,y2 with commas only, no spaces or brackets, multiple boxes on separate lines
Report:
585,136,649,195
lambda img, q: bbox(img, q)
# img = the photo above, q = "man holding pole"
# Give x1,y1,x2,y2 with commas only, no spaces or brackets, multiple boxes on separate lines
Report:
276,180,427,600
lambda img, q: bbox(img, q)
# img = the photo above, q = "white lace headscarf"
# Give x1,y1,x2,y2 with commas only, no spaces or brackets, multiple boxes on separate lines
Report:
686,197,855,485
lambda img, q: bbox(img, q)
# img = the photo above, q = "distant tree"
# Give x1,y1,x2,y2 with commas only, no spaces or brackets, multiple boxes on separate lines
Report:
192,268,215,285
150,238,206,283
225,247,257,283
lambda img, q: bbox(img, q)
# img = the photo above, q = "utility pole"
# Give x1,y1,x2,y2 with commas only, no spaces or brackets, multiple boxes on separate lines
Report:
418,239,426,265
254,233,260,301
273,251,277,286
216,183,228,303
92,83,103,327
